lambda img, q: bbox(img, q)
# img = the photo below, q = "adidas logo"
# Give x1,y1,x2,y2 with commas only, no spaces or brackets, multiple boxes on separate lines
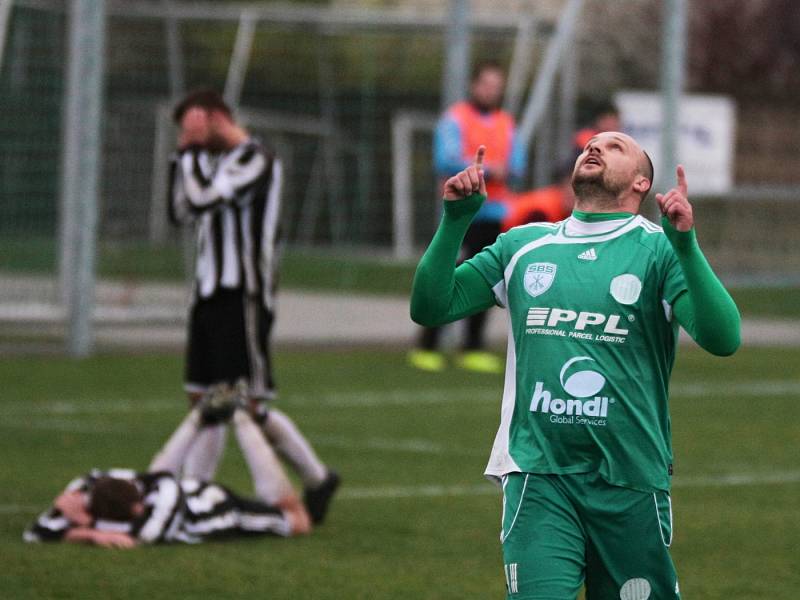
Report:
578,248,597,261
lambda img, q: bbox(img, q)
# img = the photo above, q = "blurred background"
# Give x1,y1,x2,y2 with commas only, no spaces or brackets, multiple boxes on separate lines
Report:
1,0,798,355
2,2,800,599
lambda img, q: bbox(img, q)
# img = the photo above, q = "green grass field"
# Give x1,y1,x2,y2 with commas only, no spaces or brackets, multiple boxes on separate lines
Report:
2,346,799,599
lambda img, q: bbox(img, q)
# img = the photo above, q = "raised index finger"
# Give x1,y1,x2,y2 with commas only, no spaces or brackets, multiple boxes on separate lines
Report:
676,164,688,195
474,145,485,169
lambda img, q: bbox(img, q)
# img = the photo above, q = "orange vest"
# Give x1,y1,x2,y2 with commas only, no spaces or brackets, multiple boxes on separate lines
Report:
448,101,515,200
501,185,572,232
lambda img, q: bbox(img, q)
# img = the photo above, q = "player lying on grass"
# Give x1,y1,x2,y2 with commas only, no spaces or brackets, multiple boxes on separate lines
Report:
411,136,740,598
24,385,311,547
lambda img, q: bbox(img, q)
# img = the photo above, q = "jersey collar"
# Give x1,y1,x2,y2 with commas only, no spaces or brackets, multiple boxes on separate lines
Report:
563,211,636,237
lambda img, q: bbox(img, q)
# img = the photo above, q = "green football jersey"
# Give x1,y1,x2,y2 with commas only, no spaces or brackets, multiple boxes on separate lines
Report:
466,211,687,493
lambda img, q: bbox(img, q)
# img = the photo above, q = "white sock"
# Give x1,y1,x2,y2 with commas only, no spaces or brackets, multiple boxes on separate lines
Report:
233,409,294,505
148,409,201,475
182,423,227,481
262,407,327,488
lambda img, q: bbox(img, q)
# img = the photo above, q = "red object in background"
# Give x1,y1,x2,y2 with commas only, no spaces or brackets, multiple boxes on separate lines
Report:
574,127,599,152
501,185,572,232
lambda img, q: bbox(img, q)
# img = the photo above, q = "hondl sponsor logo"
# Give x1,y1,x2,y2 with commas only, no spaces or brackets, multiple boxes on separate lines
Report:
529,357,613,424
529,382,610,417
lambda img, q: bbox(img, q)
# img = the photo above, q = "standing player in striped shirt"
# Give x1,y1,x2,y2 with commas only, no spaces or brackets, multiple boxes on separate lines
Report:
167,90,338,524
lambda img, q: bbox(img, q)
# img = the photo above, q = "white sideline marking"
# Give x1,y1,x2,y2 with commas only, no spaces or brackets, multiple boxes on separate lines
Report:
670,380,800,397
289,388,495,408
1,380,797,436
339,470,800,500
6,471,800,515
312,434,484,455
339,483,493,500
675,471,800,487
1,380,799,418
0,400,178,416
0,388,490,417
0,417,486,454
0,418,127,434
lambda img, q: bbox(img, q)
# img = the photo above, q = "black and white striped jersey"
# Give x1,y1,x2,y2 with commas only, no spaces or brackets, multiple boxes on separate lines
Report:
168,138,283,311
24,469,292,544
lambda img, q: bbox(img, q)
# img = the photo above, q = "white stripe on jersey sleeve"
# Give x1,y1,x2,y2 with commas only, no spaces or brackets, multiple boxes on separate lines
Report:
180,144,267,209
220,208,241,288
196,214,217,298
169,156,194,224
260,158,283,310
138,476,181,543
180,152,218,208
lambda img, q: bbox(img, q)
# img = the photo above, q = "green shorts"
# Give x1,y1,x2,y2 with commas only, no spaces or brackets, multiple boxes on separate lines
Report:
500,471,680,599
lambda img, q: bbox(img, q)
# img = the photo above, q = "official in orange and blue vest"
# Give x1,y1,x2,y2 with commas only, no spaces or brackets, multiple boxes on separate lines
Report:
409,61,527,374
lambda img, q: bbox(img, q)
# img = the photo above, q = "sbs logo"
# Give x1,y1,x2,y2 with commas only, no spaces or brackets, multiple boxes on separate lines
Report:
523,263,557,298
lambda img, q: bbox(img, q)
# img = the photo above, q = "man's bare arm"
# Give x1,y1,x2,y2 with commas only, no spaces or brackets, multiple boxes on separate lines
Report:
64,528,137,549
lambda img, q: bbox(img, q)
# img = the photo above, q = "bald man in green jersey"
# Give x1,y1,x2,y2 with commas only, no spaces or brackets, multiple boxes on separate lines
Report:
410,134,740,599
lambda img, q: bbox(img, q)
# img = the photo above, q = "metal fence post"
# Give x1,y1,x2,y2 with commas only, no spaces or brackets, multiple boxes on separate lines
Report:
504,16,536,119
163,0,185,101
556,42,578,165
659,0,687,193
441,0,471,109
392,113,414,260
59,0,106,357
517,0,583,151
224,9,257,109
0,0,14,71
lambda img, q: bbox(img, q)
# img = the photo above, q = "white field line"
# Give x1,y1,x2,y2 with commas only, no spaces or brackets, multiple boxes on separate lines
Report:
4,470,800,515
0,417,485,454
339,470,800,500
311,434,484,455
288,388,496,408
0,388,490,417
0,399,180,416
1,380,798,418
0,418,129,434
670,380,800,397
1,380,797,435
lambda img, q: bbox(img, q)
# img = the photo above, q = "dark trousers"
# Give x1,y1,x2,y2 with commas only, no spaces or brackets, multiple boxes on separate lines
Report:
418,220,501,352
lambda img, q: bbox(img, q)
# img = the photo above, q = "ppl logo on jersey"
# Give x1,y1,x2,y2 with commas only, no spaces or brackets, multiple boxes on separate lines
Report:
525,307,629,344
523,263,557,298
529,356,614,426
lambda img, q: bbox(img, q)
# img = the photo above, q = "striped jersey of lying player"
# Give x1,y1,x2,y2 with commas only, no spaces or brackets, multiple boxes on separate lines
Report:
24,469,306,547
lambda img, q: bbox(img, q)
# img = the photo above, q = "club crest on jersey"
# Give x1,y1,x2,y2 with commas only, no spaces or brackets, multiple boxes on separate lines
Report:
524,263,557,298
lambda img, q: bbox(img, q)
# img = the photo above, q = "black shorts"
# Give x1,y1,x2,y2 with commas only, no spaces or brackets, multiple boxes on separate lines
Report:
184,289,276,400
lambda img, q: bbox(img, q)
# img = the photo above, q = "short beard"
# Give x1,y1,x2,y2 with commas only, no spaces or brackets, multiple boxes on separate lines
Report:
571,169,626,209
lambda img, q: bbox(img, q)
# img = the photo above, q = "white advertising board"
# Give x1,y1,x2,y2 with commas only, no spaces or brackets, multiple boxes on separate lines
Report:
614,91,736,195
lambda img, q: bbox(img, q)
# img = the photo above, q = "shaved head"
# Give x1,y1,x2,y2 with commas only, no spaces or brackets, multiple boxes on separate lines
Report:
613,132,653,200
571,131,655,212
